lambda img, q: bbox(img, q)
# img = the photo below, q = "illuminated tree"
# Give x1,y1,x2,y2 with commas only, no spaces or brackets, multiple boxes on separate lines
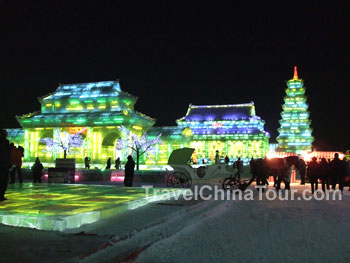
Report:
277,66,314,153
40,128,86,159
119,126,162,170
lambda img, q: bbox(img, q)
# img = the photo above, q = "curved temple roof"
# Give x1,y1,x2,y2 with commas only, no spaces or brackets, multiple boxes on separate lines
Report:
178,102,256,122
41,81,125,100
17,80,155,128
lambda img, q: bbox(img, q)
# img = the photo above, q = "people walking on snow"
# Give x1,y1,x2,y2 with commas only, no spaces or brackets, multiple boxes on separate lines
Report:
32,157,44,183
0,129,11,201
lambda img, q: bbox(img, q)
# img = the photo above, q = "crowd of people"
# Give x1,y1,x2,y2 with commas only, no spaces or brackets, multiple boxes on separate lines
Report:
0,129,45,201
1,128,349,201
85,155,135,187
0,126,136,200
306,153,349,193
248,153,350,193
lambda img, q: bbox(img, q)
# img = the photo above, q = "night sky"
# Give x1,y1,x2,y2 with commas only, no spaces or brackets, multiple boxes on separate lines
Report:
1,1,349,150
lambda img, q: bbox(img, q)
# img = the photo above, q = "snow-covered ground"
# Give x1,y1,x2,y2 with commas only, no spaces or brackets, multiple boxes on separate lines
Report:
0,184,349,263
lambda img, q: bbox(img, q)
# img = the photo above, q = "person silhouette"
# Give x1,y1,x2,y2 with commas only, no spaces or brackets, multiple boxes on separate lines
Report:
106,157,111,170
330,153,346,192
307,157,319,194
9,144,24,184
32,157,44,183
115,157,121,169
224,155,230,165
124,155,135,187
215,150,220,164
84,157,90,169
0,129,11,201
234,157,243,180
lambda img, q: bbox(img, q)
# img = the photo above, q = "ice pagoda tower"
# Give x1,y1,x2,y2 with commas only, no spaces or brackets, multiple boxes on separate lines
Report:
277,66,314,153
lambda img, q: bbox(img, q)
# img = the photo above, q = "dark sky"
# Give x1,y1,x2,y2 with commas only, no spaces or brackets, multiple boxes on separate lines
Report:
1,0,349,150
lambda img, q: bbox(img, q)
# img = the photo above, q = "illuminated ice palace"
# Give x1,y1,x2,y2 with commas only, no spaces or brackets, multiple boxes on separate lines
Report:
7,67,314,166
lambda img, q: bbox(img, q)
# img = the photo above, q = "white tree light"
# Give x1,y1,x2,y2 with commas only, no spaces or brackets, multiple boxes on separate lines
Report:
119,126,162,170
40,128,86,158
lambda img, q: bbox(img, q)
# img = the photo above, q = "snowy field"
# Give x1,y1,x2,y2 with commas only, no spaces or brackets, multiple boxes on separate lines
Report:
0,183,349,263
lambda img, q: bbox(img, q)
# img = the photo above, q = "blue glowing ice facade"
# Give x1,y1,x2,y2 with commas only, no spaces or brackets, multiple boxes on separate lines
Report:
147,103,270,164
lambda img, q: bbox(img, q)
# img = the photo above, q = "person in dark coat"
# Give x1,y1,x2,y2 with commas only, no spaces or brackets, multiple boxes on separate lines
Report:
254,158,268,188
307,157,319,194
224,155,230,165
106,157,111,170
0,129,11,201
84,157,90,169
330,153,347,192
115,157,121,169
9,144,24,184
215,150,220,164
318,158,329,192
124,155,135,187
342,157,350,191
234,157,243,180
32,157,44,183
249,158,255,175
325,159,334,190
276,159,291,191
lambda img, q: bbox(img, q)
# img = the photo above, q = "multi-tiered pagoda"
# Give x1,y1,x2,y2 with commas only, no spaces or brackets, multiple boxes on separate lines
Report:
277,67,314,153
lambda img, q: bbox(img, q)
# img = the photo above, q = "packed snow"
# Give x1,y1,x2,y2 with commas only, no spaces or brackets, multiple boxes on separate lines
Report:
0,184,349,263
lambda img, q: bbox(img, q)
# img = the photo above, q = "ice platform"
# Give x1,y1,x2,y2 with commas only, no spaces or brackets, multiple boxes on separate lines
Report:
0,183,184,231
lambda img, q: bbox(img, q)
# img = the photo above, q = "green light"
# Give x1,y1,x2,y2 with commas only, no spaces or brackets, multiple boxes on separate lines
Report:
0,183,185,231
69,100,80,104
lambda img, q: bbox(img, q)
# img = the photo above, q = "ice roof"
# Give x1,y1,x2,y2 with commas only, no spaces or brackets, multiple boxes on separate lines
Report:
178,102,256,122
41,81,129,100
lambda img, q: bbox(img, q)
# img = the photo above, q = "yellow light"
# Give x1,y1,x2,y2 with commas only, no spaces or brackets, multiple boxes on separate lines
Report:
132,126,142,130
67,107,84,111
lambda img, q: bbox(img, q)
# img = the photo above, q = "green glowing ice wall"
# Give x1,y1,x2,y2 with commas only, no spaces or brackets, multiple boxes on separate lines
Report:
13,80,270,166
16,81,155,164
277,67,314,153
